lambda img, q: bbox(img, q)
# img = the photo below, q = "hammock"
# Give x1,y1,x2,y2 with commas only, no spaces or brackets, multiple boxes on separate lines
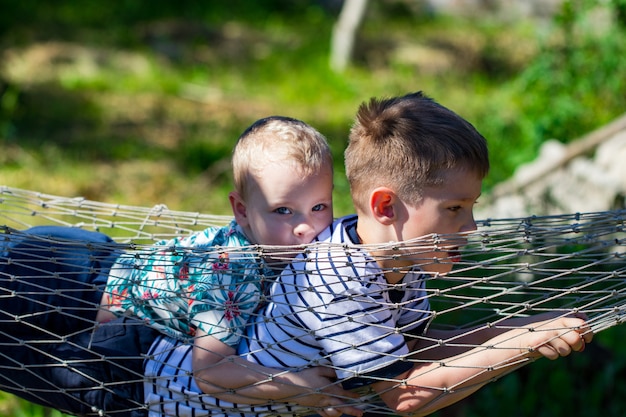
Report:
0,185,625,417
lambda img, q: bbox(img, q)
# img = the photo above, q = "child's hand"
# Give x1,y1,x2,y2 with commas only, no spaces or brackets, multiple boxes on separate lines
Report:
290,367,363,417
518,314,593,360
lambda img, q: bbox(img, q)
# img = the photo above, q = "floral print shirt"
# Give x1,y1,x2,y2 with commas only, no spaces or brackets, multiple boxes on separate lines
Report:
104,220,268,347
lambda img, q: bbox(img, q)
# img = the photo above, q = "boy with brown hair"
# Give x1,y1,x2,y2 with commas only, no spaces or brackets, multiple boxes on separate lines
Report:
234,91,593,415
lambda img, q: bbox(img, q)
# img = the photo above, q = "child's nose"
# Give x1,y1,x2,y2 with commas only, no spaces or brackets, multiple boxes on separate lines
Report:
460,215,477,233
293,220,315,241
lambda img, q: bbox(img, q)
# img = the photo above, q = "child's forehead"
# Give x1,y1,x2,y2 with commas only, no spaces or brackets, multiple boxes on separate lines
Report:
252,157,301,174
433,165,484,182
246,160,330,192
254,154,330,175
423,169,483,200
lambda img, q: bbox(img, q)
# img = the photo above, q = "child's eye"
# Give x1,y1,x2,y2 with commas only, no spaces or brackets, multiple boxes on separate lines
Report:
312,204,327,212
274,207,292,215
448,205,462,212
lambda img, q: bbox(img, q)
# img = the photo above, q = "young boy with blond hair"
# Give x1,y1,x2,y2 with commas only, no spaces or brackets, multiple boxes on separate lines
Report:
1,116,363,417
98,115,334,343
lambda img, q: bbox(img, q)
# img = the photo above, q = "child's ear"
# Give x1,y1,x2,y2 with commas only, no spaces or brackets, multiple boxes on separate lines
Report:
370,187,397,225
229,191,249,227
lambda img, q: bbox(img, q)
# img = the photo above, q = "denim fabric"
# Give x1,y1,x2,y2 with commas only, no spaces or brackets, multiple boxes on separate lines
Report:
0,226,159,415
0,226,120,338
0,317,159,416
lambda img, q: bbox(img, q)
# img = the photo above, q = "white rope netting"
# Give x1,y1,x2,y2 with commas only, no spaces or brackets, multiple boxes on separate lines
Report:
1,185,625,417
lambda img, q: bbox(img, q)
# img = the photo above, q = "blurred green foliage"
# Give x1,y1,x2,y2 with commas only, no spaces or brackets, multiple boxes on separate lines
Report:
1,0,626,416
2,0,625,211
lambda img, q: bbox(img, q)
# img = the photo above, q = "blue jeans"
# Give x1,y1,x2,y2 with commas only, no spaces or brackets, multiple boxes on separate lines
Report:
0,226,159,415
0,225,120,338
0,316,158,416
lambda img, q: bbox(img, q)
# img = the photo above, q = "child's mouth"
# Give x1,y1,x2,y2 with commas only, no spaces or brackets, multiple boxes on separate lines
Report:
448,248,461,263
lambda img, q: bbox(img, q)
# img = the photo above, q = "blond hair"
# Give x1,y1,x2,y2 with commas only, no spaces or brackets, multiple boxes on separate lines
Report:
232,116,333,199
345,91,489,213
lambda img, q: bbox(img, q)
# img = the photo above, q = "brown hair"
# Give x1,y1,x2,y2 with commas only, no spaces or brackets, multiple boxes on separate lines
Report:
345,91,489,212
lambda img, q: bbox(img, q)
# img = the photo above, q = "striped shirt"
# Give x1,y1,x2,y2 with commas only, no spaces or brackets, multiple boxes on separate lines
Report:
144,336,303,417
240,215,432,389
144,215,432,415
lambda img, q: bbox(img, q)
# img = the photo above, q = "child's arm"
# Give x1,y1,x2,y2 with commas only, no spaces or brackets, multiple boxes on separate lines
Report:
374,314,592,416
192,330,363,417
407,311,579,360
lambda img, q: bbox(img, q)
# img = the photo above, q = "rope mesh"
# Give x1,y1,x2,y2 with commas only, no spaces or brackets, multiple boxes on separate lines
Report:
0,186,624,416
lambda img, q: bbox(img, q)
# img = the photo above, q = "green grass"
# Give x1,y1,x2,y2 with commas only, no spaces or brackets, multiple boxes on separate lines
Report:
0,393,67,417
2,2,624,213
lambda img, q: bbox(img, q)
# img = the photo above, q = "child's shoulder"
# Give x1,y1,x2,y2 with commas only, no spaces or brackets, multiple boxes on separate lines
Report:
165,219,249,248
302,214,373,271
315,214,359,244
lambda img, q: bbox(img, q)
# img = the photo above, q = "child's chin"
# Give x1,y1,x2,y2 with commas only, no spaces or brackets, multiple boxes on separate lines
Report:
425,262,455,275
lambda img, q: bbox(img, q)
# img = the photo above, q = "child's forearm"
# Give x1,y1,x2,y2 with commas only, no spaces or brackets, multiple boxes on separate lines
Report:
194,358,363,416
381,315,591,415
192,331,352,406
192,332,355,407
194,355,309,401
409,311,576,359
378,343,528,415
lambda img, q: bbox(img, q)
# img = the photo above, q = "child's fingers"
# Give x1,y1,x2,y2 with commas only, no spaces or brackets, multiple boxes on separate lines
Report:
532,318,591,359
535,344,561,360
582,330,594,344
562,330,586,353
561,317,594,344
335,405,364,417
318,405,363,417
553,320,589,354
538,337,573,360
318,407,340,417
